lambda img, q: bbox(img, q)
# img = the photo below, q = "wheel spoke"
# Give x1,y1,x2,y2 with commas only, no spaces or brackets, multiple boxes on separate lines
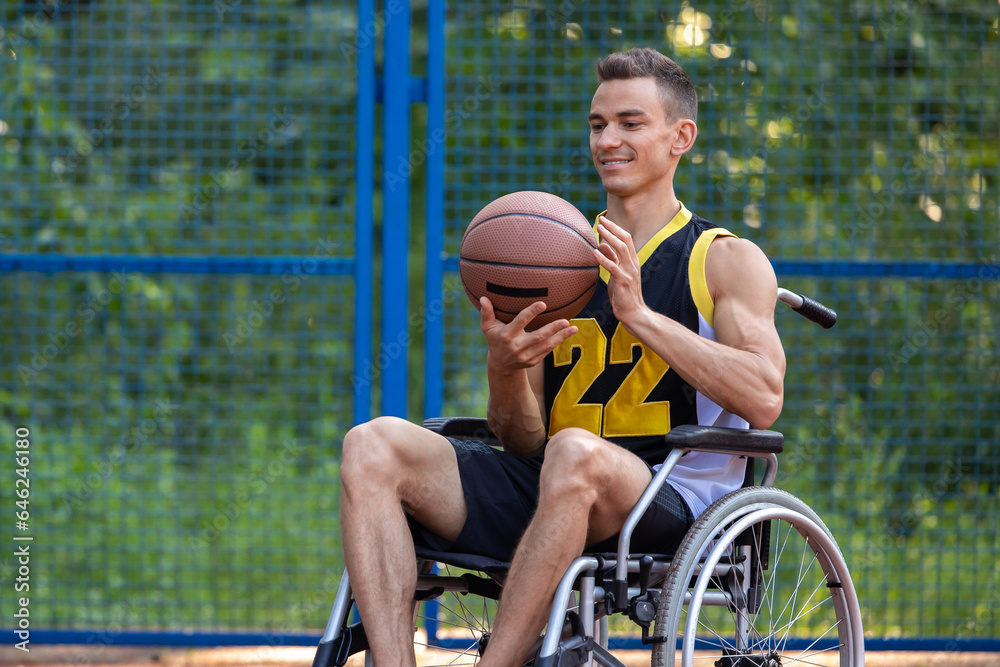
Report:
787,639,847,665
774,542,825,652
784,612,842,663
413,567,496,666
692,606,739,655
756,517,795,651
772,530,814,648
776,572,829,654
769,592,834,641
416,614,484,633
423,601,484,633
693,607,737,652
780,655,841,667
411,637,480,660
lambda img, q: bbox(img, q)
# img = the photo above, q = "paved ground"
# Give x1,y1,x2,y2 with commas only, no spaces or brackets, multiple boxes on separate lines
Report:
2,646,1000,667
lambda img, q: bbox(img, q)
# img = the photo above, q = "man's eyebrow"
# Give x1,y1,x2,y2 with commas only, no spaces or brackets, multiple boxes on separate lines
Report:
588,109,649,121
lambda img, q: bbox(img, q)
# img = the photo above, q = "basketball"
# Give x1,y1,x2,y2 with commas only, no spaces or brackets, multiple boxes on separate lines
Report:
459,191,599,331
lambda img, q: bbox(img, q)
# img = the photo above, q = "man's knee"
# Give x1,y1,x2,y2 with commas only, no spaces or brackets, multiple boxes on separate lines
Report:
545,428,605,468
540,428,605,503
341,416,411,489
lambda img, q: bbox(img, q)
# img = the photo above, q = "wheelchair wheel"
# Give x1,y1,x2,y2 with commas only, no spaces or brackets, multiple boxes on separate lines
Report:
408,563,508,666
343,562,542,666
651,488,864,667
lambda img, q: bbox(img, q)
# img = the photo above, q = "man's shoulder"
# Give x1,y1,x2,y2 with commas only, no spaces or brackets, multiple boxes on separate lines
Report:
705,235,777,303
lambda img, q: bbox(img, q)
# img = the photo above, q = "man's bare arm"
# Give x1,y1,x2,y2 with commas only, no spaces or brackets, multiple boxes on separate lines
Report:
628,238,784,427
595,218,785,429
480,299,575,456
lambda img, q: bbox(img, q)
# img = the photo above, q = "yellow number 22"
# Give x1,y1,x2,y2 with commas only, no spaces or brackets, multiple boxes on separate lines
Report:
548,318,671,439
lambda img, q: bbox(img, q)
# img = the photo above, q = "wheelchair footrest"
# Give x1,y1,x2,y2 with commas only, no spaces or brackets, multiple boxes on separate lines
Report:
311,624,367,667
533,611,591,667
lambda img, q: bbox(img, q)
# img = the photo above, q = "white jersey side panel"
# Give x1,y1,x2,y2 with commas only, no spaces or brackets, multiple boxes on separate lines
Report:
664,311,750,518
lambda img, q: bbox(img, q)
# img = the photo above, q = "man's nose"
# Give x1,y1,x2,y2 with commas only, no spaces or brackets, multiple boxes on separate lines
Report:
597,125,622,150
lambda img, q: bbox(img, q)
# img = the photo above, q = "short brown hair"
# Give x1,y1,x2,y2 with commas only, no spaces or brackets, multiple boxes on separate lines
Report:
596,48,698,122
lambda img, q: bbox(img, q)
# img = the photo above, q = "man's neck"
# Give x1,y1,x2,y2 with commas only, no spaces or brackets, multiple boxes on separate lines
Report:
605,186,682,252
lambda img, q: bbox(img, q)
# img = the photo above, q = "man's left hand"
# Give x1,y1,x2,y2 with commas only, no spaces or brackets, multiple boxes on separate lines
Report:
594,214,647,327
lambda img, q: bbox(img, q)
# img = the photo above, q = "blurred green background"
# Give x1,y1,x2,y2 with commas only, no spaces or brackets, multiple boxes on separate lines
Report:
1,0,998,642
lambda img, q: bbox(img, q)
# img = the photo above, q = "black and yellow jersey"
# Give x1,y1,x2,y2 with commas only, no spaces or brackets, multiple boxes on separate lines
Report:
542,203,749,516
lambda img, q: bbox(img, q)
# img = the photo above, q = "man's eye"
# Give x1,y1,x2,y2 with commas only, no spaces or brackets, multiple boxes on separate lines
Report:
623,122,638,129
590,125,603,132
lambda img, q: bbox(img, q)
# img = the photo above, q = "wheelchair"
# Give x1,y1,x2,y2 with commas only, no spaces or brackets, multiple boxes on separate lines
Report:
312,291,865,666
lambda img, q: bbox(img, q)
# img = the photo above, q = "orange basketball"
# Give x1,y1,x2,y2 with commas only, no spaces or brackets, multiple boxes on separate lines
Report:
459,191,599,331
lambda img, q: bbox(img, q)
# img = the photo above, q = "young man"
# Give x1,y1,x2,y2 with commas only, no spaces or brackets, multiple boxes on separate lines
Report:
339,48,785,666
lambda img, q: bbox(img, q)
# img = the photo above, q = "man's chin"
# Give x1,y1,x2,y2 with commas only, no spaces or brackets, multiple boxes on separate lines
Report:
600,178,634,197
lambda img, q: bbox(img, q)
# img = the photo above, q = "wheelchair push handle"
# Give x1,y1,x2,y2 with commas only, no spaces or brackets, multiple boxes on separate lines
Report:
777,287,837,329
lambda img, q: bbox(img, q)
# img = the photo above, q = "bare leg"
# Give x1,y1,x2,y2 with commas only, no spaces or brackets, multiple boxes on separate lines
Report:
340,417,468,666
478,428,654,667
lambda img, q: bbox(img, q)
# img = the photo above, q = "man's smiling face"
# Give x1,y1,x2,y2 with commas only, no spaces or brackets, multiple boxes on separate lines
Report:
589,77,680,198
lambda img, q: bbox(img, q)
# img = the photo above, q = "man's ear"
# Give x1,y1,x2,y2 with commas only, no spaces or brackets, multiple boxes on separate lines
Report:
671,119,698,156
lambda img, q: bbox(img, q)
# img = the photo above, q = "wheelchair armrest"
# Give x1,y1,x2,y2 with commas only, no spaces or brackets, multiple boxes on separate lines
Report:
664,424,783,455
421,417,498,440
613,425,783,600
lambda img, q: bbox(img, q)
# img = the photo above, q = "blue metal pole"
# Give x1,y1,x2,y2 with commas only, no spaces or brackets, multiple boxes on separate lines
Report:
424,0,445,422
422,4,446,645
381,0,411,418
353,0,376,427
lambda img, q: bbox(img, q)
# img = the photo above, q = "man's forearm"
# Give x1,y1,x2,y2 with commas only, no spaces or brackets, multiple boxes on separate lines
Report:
625,309,783,429
486,368,547,456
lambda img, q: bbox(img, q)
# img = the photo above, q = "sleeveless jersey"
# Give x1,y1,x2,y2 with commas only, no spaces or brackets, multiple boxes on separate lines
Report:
542,203,749,517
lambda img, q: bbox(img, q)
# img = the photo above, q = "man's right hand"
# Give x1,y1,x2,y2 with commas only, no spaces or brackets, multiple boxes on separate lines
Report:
477,298,579,376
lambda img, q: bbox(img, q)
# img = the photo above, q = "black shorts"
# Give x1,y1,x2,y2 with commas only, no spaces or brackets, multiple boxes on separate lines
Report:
409,438,695,563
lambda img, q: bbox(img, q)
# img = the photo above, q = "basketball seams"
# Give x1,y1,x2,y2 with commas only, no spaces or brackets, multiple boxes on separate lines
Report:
486,282,549,298
459,257,599,271
465,212,598,251
461,215,597,267
488,281,597,318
